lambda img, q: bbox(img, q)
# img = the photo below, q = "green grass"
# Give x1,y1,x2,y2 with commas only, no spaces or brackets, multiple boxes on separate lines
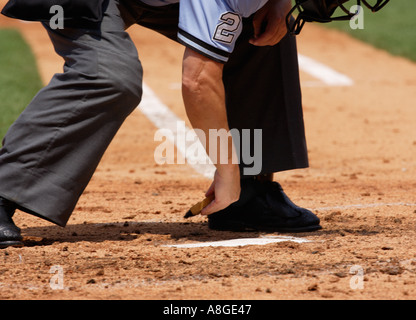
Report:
323,1,416,62
0,28,43,139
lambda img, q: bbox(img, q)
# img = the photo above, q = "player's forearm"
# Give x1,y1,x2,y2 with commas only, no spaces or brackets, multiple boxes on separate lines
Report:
182,48,238,171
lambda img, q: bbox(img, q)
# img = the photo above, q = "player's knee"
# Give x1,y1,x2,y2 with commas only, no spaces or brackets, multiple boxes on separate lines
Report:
103,56,143,109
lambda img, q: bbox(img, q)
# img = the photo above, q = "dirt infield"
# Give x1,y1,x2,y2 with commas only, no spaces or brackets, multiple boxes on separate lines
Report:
1,7,416,300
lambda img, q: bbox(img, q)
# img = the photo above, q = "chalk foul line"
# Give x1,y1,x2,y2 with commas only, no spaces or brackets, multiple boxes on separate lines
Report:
298,54,354,87
140,83,215,179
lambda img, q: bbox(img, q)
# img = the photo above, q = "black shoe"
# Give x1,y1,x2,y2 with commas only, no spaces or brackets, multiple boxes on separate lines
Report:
0,197,23,249
208,180,321,233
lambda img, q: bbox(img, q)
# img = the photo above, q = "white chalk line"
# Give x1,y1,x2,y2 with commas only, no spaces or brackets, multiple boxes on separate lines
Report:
139,55,354,247
298,54,354,87
140,83,216,179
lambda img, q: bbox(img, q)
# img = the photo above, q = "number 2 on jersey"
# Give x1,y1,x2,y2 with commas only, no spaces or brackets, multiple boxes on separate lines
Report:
213,12,241,44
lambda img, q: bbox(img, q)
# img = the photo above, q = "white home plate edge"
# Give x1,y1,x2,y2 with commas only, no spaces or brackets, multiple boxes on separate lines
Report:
164,236,312,249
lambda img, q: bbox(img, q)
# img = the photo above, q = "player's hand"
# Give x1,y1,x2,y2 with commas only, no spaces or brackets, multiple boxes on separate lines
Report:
201,166,241,215
249,0,292,47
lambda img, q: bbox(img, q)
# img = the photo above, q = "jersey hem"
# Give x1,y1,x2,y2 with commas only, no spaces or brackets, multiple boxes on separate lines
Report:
177,29,230,63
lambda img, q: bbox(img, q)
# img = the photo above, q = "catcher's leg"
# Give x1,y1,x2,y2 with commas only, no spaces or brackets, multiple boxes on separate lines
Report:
0,0,142,227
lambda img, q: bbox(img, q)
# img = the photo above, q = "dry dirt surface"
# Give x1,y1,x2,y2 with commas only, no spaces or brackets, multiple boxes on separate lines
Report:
1,4,416,301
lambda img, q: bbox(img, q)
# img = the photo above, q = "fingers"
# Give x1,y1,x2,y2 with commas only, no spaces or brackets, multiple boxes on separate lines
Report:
201,198,230,216
200,166,241,215
200,200,218,216
205,182,215,197
251,9,266,42
249,19,286,46
249,0,292,46
201,187,240,215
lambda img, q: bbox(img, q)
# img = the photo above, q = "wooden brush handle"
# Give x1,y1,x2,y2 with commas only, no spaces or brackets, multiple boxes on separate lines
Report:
190,194,215,215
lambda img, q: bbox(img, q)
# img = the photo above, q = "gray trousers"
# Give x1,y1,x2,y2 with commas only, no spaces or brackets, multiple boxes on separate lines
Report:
0,0,308,226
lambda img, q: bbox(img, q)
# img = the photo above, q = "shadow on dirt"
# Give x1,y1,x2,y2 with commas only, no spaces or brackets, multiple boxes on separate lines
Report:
20,221,324,247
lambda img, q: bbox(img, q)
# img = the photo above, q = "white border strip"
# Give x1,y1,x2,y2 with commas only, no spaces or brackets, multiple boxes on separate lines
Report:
165,236,312,248
298,54,354,87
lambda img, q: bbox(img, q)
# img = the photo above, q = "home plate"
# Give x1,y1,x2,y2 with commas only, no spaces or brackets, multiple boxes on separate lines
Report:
165,236,312,249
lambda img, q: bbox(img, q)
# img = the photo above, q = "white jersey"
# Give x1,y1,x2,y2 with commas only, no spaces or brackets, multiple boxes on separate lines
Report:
139,0,269,62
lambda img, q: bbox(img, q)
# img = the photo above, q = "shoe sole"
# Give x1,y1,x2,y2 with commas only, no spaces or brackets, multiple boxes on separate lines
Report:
208,219,322,233
0,240,24,249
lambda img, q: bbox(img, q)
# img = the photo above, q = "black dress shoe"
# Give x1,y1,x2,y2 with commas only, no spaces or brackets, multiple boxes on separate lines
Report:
208,180,321,233
0,197,23,249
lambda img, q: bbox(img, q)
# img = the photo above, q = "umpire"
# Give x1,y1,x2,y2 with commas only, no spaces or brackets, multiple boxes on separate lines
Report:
0,0,321,249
